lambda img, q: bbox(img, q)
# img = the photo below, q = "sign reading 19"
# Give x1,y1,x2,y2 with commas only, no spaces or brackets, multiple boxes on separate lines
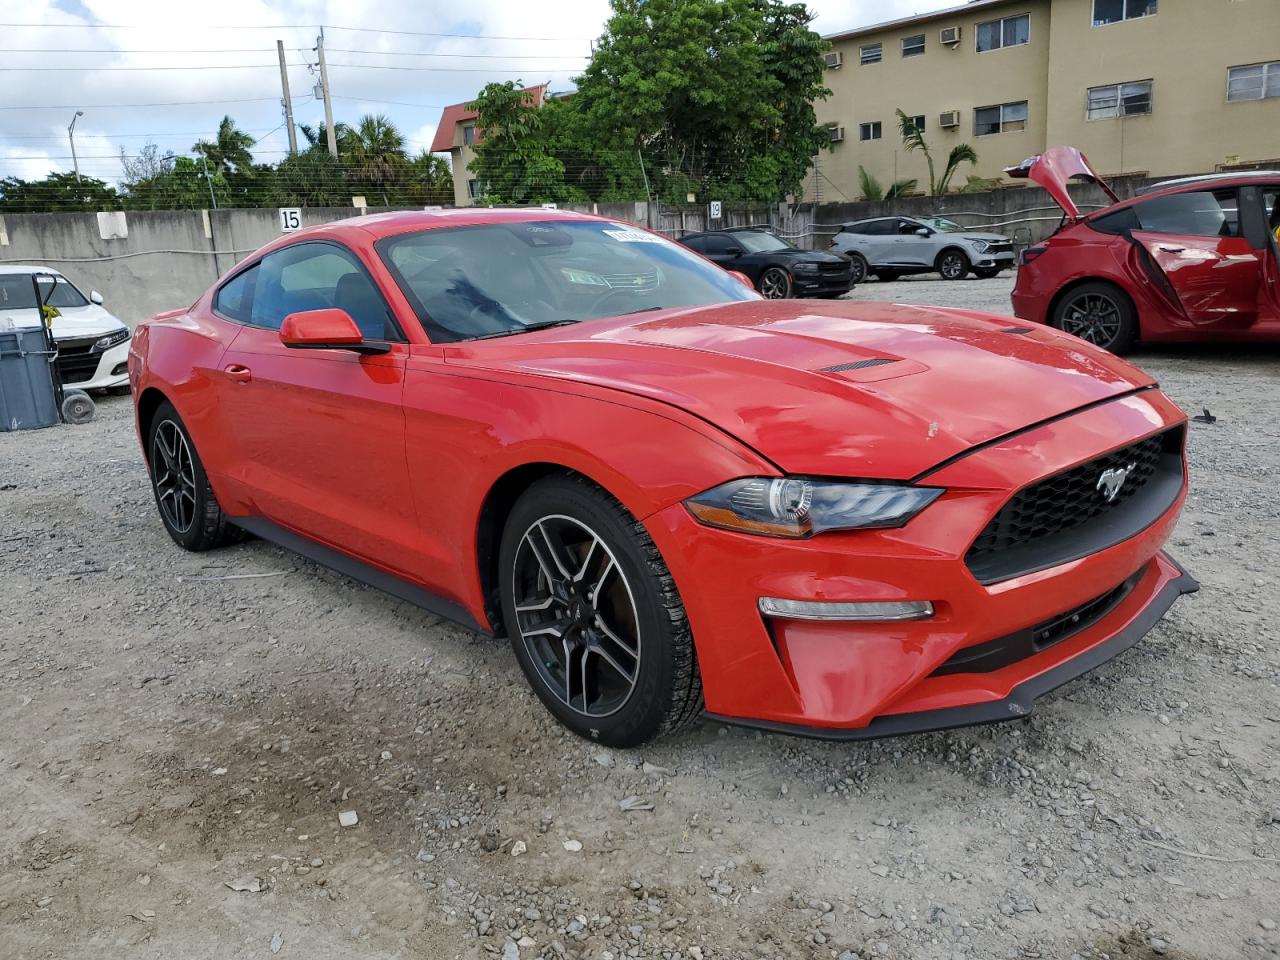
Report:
278,208,302,233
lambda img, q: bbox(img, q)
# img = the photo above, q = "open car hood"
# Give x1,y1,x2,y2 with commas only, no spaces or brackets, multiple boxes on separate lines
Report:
1005,146,1119,221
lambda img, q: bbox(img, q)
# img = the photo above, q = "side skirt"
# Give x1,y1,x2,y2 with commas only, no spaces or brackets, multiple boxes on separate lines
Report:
233,516,488,635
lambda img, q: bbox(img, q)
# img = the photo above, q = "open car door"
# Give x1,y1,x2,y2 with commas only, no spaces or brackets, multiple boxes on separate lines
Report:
1005,146,1119,222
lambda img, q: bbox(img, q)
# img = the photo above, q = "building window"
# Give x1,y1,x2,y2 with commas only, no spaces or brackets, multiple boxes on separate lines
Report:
860,121,882,141
1227,62,1280,102
1092,0,1157,26
467,179,481,199
1087,80,1153,119
902,34,925,57
974,101,1028,136
904,114,926,134
976,14,1030,52
860,43,882,65
461,124,477,146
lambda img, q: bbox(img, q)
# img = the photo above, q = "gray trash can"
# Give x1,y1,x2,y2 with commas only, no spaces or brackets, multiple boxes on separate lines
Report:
0,326,60,431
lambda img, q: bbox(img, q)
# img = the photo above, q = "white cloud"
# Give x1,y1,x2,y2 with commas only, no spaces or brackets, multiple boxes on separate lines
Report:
1,0,957,183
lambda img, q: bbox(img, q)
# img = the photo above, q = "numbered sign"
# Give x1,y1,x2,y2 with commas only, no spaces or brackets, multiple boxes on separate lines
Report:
709,200,722,220
278,208,302,233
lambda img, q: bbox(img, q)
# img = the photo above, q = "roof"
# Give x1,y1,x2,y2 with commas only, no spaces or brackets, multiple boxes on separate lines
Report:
1135,170,1280,195
0,264,67,276
824,0,1019,42
429,83,548,153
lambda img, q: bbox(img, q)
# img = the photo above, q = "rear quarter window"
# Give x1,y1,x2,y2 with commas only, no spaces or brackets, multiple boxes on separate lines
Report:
214,264,258,322
1088,206,1140,235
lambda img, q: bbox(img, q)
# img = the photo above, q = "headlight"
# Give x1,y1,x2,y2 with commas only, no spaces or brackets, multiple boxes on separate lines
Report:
94,328,130,351
684,477,943,538
791,262,819,274
969,239,990,254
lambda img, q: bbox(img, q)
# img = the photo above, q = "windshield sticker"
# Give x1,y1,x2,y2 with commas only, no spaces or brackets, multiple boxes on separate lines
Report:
603,228,662,243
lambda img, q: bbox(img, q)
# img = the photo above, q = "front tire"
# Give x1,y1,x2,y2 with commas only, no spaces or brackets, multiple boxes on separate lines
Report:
758,266,792,299
499,475,702,747
973,267,1002,280
146,400,244,551
937,249,970,280
1050,281,1138,354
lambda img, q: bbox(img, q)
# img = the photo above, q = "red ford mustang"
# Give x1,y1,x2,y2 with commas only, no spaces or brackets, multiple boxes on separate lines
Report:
1009,146,1280,353
130,209,1197,746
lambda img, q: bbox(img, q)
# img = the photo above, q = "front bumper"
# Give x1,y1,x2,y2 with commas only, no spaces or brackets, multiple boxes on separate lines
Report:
54,338,130,390
645,389,1192,736
792,269,855,296
973,251,1016,271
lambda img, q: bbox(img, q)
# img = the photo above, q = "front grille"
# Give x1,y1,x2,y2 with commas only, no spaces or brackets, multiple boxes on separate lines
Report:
987,241,1014,253
55,337,102,384
965,426,1185,584
932,569,1142,677
819,261,851,274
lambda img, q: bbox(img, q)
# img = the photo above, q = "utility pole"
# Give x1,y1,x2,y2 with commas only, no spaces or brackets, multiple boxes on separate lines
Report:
277,40,298,156
315,30,338,159
67,110,84,181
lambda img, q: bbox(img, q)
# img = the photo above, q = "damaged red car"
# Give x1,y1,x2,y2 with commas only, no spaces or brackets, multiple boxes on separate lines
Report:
1009,146,1280,353
130,209,1195,746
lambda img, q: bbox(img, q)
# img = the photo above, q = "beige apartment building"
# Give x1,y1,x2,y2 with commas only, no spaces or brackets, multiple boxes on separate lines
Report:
808,0,1280,202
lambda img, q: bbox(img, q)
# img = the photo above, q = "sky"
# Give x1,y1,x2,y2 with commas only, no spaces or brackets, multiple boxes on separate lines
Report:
0,0,963,185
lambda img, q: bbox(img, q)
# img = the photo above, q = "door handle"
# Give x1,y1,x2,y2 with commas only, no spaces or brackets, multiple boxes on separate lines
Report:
1158,246,1186,254
223,363,252,383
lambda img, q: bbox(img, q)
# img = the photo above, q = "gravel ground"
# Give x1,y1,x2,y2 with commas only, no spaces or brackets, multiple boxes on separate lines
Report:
2,274,1278,960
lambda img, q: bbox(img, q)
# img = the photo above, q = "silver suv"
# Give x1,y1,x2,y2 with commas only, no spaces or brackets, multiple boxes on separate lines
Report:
830,216,1016,282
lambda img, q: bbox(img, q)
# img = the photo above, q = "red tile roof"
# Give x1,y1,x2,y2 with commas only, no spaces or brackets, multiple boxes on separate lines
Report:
429,84,547,153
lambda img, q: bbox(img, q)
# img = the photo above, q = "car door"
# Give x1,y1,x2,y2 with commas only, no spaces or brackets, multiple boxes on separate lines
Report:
890,218,933,266
216,240,423,575
1129,188,1262,329
702,234,759,281
857,220,899,265
1259,185,1280,323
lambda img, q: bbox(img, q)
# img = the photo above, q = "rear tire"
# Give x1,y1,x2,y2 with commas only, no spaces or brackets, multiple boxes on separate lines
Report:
1050,281,1138,354
499,474,702,747
846,253,868,286
937,249,970,281
872,270,900,282
146,400,244,551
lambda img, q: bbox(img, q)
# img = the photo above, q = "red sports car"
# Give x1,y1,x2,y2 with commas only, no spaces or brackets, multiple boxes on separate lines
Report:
1009,146,1280,353
129,209,1196,746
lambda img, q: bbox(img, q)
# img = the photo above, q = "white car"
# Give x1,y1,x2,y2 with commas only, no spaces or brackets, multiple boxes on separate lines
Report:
829,216,1016,282
0,265,131,393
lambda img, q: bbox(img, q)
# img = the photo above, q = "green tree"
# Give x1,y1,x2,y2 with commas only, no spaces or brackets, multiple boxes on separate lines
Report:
572,0,830,202
341,114,408,204
856,166,917,201
404,150,454,205
193,116,255,177
123,156,228,209
0,172,120,212
895,109,978,196
467,81,574,204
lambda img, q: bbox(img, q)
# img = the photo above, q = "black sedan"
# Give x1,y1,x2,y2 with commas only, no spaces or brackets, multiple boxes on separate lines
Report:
680,228,856,299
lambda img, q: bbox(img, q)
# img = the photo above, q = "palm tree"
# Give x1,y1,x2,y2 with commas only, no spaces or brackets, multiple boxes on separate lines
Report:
298,121,353,154
857,165,917,201
342,114,408,205
193,116,255,176
896,109,978,196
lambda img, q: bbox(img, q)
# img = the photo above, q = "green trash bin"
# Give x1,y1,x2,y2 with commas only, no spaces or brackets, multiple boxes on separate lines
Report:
0,324,60,431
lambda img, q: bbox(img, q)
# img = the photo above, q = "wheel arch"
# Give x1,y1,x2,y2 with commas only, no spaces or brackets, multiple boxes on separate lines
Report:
135,386,171,462
476,461,617,636
933,245,970,270
1046,277,1140,341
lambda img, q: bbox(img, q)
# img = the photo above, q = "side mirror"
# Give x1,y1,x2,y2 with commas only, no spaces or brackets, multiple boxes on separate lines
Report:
89,290,104,305
724,246,744,257
279,308,390,355
915,227,932,237
727,270,755,289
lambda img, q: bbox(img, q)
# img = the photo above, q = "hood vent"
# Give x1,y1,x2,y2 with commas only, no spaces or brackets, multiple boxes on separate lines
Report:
821,357,898,373
999,326,1035,335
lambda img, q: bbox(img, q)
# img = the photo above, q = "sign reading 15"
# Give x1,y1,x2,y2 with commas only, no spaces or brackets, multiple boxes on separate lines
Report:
278,208,302,233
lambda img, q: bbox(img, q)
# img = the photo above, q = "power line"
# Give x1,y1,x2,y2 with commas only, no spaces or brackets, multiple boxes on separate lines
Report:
0,61,577,74
3,129,280,140
0,47,587,62
0,62,304,71
0,96,292,111
0,21,591,41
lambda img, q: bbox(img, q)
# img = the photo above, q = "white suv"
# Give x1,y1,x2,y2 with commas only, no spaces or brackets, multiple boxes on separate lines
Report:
830,216,1016,283
0,266,131,393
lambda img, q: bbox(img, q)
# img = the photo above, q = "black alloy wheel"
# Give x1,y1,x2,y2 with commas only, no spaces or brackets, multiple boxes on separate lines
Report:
146,400,245,550
846,253,868,285
1051,281,1138,353
758,266,792,299
500,475,702,746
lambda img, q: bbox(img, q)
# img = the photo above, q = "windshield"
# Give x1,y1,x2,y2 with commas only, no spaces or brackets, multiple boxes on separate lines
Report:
0,274,87,310
377,220,758,343
917,217,965,233
37,275,90,308
733,231,793,253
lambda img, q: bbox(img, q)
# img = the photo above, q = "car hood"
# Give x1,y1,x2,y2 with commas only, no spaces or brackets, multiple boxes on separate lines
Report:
950,231,1011,244
775,249,848,264
446,299,1154,480
46,304,127,341
1004,145,1120,221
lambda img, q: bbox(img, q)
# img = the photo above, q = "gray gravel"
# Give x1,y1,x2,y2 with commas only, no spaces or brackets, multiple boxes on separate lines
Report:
1,274,1278,960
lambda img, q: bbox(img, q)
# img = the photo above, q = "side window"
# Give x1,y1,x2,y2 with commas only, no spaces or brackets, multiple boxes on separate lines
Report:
214,264,258,322
1134,190,1240,238
861,220,892,236
898,220,921,235
683,236,707,254
1089,206,1140,236
249,243,398,339
703,235,733,255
